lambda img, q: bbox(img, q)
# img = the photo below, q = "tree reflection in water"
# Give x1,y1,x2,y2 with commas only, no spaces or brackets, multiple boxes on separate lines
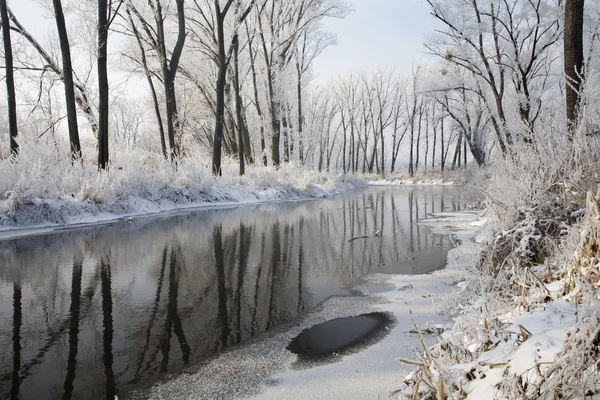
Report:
0,187,467,399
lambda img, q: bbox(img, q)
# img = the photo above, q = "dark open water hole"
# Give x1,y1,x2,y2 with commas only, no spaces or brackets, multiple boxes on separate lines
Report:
0,186,467,399
286,312,395,358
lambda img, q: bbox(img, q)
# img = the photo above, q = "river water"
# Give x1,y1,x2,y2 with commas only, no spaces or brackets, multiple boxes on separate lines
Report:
0,186,466,399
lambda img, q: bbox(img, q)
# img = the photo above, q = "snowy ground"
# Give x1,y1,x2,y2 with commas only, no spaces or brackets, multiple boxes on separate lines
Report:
443,299,577,399
0,165,367,238
128,210,484,400
366,171,467,187
369,178,458,186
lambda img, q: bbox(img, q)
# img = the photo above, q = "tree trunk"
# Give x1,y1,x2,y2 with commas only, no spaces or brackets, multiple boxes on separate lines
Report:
268,70,281,167
282,107,290,163
297,72,304,164
441,117,446,171
127,10,168,159
564,0,585,131
0,0,18,155
212,5,227,176
452,135,462,170
52,0,81,161
246,21,267,166
163,77,178,160
408,127,414,177
97,0,109,169
463,136,467,168
233,36,244,176
158,0,185,162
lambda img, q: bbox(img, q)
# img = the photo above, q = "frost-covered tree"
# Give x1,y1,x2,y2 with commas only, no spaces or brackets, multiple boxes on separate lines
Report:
255,0,350,166
125,0,186,161
426,0,562,151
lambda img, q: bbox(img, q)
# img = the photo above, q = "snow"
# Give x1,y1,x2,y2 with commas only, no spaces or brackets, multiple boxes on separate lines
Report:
369,178,457,186
0,162,367,238
366,170,468,187
445,300,576,399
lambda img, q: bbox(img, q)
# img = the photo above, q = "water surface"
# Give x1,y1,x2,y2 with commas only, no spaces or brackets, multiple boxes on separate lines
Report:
0,186,466,399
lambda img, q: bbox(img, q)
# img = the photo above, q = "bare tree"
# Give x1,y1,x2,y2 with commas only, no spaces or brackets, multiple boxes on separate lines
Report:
0,0,17,155
126,0,187,161
8,9,99,139
294,30,335,164
98,0,123,169
210,0,256,176
256,0,349,167
52,0,82,161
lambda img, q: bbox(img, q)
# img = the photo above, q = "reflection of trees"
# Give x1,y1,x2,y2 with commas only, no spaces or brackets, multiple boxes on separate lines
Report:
235,223,252,343
409,191,415,252
266,221,281,331
214,225,230,349
63,260,82,400
10,283,21,400
297,218,305,314
132,248,168,384
160,247,191,372
250,232,267,337
0,268,99,391
101,258,115,399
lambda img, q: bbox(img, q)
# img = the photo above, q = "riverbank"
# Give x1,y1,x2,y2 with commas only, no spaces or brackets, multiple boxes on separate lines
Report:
366,170,468,187
396,191,599,399
0,162,367,237
0,163,467,238
128,206,484,399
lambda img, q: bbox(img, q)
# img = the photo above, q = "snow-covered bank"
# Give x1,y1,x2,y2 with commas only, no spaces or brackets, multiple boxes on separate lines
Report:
397,192,600,399
0,160,366,235
369,178,457,186
367,171,468,187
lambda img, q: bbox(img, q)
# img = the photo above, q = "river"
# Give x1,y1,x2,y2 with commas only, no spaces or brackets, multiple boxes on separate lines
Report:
0,186,467,399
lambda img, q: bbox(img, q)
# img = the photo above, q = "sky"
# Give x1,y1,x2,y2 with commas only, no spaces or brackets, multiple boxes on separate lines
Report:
312,0,441,82
9,0,440,83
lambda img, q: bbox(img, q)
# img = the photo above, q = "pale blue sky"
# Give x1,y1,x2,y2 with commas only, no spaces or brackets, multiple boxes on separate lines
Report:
9,0,440,82
313,0,440,81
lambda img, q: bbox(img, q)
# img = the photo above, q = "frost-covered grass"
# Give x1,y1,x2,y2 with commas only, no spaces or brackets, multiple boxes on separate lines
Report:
397,193,597,399
0,143,367,231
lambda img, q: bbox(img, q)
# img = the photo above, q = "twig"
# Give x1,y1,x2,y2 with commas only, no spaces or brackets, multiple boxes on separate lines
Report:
348,235,370,243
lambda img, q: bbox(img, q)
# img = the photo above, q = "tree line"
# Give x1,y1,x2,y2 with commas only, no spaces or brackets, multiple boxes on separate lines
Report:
0,0,593,177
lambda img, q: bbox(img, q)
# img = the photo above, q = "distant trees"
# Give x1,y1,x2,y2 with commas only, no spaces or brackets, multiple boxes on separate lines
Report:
311,67,471,175
426,0,561,151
